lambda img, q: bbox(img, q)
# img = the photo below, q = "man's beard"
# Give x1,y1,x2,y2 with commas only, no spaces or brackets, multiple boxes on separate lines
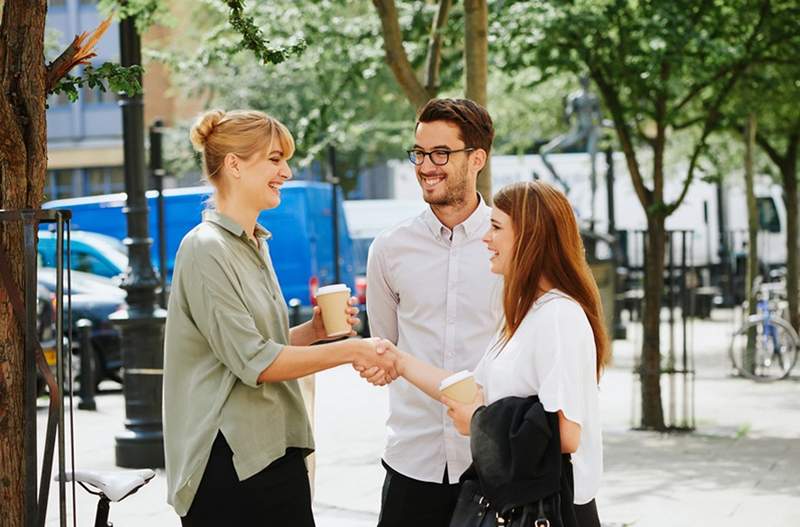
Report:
421,163,469,207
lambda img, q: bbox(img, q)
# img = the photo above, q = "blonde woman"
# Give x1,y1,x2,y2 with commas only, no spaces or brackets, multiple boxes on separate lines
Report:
163,109,397,526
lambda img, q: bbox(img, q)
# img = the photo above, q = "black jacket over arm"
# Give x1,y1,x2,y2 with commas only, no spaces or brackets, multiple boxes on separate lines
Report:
463,395,577,525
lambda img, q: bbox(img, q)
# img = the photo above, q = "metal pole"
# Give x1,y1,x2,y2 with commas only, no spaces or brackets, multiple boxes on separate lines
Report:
716,180,731,305
22,212,38,527
150,119,168,308
605,147,616,236
77,319,96,411
327,145,341,284
55,214,67,527
111,14,167,469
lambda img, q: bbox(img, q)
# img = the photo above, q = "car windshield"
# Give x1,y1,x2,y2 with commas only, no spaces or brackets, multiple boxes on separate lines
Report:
73,232,129,272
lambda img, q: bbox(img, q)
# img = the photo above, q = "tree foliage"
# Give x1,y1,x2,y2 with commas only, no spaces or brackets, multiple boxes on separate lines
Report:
492,0,796,430
155,0,426,195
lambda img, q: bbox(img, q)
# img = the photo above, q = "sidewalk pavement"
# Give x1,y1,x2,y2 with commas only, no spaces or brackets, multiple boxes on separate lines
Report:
38,309,800,526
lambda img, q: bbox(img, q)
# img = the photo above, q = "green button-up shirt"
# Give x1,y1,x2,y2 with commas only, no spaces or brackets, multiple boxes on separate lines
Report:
163,209,313,516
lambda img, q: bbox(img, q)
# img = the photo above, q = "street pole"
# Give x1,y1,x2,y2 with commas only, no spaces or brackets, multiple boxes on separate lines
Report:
605,147,616,237
716,179,731,305
606,147,626,340
111,14,167,469
327,145,341,284
150,119,168,309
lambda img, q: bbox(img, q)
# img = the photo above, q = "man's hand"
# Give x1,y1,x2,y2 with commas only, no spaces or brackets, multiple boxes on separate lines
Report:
351,338,399,385
311,296,360,341
353,339,403,386
441,387,485,436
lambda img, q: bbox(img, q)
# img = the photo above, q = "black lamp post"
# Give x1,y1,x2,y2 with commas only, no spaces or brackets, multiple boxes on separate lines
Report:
150,119,168,309
327,144,341,284
110,14,167,469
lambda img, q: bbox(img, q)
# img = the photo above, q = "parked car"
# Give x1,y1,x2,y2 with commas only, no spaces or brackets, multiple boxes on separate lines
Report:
37,230,127,281
37,267,126,387
43,182,356,310
343,199,428,336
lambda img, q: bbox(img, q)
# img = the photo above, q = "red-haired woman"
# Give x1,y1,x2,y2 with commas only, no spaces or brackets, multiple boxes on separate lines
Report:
366,181,608,526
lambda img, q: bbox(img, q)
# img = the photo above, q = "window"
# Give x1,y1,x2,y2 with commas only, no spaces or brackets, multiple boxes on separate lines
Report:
757,197,781,233
108,167,125,192
72,249,118,278
47,169,76,199
85,167,125,195
86,167,108,194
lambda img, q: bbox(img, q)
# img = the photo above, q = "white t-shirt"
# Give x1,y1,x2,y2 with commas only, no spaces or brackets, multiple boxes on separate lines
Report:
473,289,602,505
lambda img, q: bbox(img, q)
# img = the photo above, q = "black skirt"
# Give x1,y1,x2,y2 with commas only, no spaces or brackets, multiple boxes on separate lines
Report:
181,432,315,527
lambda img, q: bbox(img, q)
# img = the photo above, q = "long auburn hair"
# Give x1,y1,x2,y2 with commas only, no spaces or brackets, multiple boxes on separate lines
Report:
494,181,610,379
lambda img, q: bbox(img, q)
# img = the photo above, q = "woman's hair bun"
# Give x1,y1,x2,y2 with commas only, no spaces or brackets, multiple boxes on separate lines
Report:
189,109,226,152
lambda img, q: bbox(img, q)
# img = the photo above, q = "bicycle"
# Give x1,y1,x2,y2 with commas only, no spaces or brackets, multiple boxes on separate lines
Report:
729,275,800,381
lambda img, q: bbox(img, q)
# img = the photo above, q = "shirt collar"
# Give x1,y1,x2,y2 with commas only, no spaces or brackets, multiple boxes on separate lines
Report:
422,193,490,240
202,209,272,241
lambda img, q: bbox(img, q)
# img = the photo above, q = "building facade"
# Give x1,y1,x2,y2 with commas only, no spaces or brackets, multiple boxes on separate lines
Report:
46,0,125,200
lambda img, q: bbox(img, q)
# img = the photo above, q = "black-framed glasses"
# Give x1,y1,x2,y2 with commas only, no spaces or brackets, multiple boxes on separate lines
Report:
406,148,475,166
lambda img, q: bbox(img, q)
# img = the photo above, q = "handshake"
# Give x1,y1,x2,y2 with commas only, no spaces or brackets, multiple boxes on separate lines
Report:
350,338,402,386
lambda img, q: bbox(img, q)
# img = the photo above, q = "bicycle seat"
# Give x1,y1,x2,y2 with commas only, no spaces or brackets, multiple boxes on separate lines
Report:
55,469,155,502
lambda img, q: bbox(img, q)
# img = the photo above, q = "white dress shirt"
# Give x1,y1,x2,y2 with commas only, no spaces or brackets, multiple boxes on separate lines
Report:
367,198,502,484
474,290,602,504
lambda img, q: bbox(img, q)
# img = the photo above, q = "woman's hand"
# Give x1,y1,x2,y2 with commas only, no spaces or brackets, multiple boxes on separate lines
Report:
354,339,403,386
311,296,360,342
441,387,485,436
351,338,399,384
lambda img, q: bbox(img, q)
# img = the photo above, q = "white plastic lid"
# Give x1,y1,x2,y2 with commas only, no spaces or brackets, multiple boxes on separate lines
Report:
439,369,474,391
316,284,351,296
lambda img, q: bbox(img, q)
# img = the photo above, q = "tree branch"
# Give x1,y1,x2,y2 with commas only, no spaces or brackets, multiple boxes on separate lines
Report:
591,65,652,208
672,0,772,117
45,16,112,93
666,1,773,216
424,0,451,95
672,115,705,131
372,0,430,109
755,131,784,168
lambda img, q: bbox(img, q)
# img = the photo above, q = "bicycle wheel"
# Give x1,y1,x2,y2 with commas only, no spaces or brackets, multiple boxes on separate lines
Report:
730,315,800,381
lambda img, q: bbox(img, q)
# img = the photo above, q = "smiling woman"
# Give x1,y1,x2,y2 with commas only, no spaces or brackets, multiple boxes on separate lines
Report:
163,109,399,526
189,109,295,216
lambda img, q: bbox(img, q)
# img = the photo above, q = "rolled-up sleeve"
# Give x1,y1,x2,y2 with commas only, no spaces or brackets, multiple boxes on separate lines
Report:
185,241,284,387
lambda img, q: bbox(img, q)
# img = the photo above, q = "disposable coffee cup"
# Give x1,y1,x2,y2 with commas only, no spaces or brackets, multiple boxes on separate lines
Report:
316,284,352,337
439,370,478,404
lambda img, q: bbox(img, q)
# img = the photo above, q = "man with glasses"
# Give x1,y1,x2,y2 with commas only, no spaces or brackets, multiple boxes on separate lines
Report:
365,98,502,526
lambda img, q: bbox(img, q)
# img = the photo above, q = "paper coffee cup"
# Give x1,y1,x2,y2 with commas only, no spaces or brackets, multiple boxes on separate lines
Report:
439,370,478,404
316,284,352,337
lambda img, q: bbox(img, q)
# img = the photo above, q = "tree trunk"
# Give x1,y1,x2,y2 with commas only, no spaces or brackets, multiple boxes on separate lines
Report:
744,114,759,373
640,215,666,430
0,2,48,526
463,0,491,202
782,156,799,332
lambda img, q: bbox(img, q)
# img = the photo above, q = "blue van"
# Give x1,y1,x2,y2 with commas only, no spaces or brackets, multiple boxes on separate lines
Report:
42,182,356,306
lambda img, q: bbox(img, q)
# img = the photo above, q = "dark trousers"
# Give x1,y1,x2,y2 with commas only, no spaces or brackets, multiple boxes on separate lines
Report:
377,460,461,527
575,499,600,527
181,433,315,527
